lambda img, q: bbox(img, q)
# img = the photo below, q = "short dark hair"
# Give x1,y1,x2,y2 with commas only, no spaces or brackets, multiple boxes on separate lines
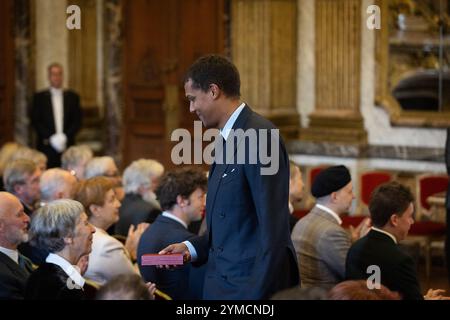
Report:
184,54,241,98
156,167,207,211
96,274,151,300
369,182,414,228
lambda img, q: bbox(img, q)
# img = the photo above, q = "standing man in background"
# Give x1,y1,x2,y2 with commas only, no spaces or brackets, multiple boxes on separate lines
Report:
31,63,82,168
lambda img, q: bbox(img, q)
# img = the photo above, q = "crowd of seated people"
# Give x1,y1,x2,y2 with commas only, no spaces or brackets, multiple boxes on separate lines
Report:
0,140,449,300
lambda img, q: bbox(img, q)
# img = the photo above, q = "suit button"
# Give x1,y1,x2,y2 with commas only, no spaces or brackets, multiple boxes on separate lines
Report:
219,212,225,218
221,275,227,280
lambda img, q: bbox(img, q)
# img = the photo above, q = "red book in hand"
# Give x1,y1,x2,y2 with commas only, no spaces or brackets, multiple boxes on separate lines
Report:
141,253,184,266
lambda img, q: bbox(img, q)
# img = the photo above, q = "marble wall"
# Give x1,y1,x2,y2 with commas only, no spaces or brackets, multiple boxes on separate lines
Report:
103,0,123,162
14,0,32,145
296,0,447,150
33,0,69,91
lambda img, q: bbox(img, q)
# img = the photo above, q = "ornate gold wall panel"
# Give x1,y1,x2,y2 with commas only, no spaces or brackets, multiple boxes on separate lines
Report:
68,0,99,110
375,0,450,127
302,0,367,145
231,0,300,139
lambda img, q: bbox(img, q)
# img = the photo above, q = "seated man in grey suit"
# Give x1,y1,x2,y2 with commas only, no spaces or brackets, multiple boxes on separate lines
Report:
0,192,34,299
346,182,449,300
137,167,207,300
291,165,369,289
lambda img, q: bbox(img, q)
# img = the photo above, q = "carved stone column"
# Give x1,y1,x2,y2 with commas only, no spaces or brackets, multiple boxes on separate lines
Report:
68,0,99,110
14,0,32,145
301,0,367,145
231,0,300,139
103,0,123,163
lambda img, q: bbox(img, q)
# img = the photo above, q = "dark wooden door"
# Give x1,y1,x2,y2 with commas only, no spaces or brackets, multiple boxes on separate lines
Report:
0,0,14,145
123,0,226,169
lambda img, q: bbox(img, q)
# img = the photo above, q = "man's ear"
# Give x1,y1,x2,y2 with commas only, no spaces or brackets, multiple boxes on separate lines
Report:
389,214,399,227
63,236,73,245
330,191,338,203
89,204,101,217
176,195,187,208
209,84,220,99
13,184,23,196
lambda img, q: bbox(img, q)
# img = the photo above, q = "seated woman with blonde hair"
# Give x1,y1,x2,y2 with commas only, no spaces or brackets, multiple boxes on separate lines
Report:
74,176,149,285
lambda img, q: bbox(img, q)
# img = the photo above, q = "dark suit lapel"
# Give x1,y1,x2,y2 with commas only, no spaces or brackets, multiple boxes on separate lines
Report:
63,91,70,132
44,90,56,133
205,105,253,234
0,251,30,279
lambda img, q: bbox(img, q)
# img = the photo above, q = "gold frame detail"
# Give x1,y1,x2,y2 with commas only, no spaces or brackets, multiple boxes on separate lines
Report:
375,0,450,127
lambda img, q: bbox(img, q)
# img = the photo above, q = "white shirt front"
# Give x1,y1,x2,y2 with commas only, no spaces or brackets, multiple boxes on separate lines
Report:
46,253,85,288
0,246,19,264
371,227,398,244
315,204,343,225
220,102,246,140
50,87,64,134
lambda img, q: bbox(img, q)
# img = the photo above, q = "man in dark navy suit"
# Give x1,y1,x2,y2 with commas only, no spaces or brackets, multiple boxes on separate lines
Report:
346,182,449,300
160,55,299,299
30,63,82,168
137,167,207,300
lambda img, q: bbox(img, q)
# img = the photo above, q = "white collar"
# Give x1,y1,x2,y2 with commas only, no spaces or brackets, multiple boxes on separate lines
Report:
288,202,294,214
315,204,342,225
371,227,398,244
46,253,85,288
162,211,188,229
50,87,63,95
220,103,246,140
0,246,19,264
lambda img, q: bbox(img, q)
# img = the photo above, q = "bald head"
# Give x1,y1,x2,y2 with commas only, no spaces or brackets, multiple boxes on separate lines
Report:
40,168,78,202
0,192,30,249
0,191,22,213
